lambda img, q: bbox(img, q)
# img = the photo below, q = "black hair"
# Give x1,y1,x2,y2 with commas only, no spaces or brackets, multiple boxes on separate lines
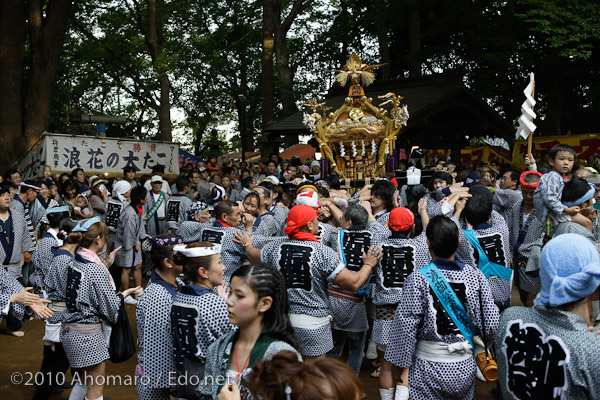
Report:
317,185,330,198
242,176,254,189
325,174,341,190
150,234,178,270
456,168,476,183
429,171,452,191
175,175,190,192
3,168,20,182
42,178,55,188
255,185,272,199
152,164,165,173
57,218,78,242
258,181,275,192
61,179,77,197
244,191,260,202
20,180,36,194
505,169,521,185
561,177,591,203
549,144,576,159
232,263,299,350
0,185,10,196
71,168,84,178
371,180,396,212
266,160,277,167
47,210,69,228
215,199,237,219
173,242,217,282
463,190,493,227
426,215,460,258
343,205,368,230
222,166,233,176
130,186,147,206
123,166,136,174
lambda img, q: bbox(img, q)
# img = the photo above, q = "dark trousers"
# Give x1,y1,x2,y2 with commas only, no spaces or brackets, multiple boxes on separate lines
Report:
6,311,23,332
32,344,71,400
108,263,122,292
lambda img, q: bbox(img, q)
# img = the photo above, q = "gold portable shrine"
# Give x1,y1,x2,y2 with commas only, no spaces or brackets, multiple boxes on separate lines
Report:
303,53,409,180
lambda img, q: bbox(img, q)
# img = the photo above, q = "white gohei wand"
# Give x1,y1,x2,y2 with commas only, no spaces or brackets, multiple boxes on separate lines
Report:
339,142,346,157
515,72,536,156
352,141,357,157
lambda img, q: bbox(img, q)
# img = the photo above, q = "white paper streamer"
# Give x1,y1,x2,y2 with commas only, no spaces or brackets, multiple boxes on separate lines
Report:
339,142,345,157
352,141,357,157
371,139,377,155
361,140,366,156
516,72,537,140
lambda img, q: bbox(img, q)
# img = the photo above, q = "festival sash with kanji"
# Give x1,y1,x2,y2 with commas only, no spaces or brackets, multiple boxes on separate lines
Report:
463,229,513,281
419,262,475,348
146,191,165,220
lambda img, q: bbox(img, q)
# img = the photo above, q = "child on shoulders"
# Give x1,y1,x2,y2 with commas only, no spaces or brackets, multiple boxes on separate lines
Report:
533,144,592,232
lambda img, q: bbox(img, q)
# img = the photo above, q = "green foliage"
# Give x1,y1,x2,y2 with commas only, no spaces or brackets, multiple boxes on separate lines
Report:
517,0,600,59
48,0,600,149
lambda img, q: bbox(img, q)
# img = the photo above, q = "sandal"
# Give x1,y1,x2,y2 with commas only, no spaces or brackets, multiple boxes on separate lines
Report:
370,366,381,378
371,358,382,368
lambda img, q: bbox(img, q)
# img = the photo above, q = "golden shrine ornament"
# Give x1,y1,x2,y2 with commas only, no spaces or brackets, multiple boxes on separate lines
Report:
303,53,409,180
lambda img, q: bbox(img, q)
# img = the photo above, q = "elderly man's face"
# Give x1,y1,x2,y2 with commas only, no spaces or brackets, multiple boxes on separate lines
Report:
575,169,591,179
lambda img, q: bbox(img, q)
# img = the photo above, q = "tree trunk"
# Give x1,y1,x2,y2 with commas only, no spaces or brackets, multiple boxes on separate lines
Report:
0,1,26,171
145,0,172,141
408,8,422,77
261,0,275,130
373,0,391,80
23,0,72,152
274,25,296,118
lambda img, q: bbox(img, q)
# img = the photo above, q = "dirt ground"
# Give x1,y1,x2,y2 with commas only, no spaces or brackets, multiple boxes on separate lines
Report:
1,287,516,399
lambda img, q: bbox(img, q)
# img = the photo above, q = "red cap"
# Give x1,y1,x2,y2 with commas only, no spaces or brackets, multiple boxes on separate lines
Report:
388,207,415,232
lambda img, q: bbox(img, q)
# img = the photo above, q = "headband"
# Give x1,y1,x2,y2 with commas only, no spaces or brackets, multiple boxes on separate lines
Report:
20,182,42,191
254,185,271,197
46,205,70,215
519,171,543,189
296,184,317,195
72,216,101,232
562,183,596,208
187,201,208,219
147,235,184,247
173,244,222,257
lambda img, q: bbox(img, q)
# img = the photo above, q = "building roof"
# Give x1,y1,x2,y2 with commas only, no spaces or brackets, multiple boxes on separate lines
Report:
265,73,513,149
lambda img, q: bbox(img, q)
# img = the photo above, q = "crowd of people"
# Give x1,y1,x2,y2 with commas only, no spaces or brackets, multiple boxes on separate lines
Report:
1,144,600,400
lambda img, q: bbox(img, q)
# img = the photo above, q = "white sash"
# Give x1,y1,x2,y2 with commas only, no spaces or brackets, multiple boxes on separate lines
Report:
289,313,332,330
414,339,473,362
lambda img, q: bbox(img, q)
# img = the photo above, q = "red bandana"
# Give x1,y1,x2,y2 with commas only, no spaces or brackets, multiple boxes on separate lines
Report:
284,205,318,242
388,207,415,232
520,171,543,189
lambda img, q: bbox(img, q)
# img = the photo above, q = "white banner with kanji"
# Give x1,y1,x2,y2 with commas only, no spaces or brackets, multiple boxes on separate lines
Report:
18,132,180,180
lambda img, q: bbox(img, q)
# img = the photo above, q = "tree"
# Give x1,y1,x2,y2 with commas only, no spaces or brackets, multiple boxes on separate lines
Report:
0,0,73,171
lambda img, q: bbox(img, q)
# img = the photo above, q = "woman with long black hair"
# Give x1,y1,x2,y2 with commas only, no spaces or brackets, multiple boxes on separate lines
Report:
198,262,301,400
